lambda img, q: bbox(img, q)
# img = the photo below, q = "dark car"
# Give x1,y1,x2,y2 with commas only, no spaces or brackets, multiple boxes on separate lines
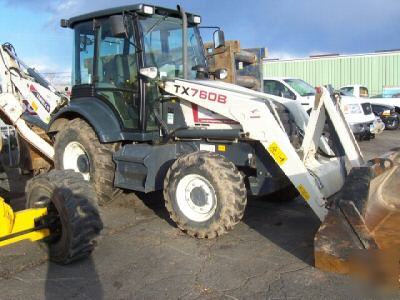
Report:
370,103,399,130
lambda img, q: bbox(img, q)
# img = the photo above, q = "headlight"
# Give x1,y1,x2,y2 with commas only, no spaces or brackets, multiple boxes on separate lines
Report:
342,104,362,114
141,5,154,15
382,110,391,116
189,15,201,24
214,68,228,80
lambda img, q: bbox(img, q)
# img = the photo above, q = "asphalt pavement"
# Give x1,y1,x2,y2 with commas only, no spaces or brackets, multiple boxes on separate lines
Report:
0,130,399,300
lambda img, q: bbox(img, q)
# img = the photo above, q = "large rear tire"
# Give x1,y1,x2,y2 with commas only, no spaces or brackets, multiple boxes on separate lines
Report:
163,151,247,239
53,118,121,205
25,170,103,264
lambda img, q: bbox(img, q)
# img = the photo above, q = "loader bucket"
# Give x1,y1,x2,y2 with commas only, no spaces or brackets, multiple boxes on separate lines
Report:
315,151,400,285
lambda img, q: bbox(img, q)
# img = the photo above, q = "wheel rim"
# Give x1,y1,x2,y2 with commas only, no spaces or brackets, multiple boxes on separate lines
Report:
63,142,90,180
176,174,217,222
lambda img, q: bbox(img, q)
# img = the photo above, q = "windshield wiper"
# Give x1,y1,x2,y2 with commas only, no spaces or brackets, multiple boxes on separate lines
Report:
144,15,168,35
120,11,142,52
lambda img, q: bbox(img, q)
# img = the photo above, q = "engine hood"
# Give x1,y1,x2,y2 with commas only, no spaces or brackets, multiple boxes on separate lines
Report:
341,95,369,105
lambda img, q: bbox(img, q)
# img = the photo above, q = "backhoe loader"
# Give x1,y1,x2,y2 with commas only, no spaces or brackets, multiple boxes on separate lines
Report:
0,3,398,278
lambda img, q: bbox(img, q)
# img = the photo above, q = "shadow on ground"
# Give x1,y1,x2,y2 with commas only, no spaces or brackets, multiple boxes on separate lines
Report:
244,195,320,266
138,188,319,267
45,257,103,300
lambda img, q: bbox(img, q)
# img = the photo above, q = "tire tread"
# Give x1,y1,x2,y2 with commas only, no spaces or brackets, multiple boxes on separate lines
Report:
163,151,247,239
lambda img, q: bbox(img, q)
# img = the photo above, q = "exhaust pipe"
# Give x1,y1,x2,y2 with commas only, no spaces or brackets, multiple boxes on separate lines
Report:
177,5,188,79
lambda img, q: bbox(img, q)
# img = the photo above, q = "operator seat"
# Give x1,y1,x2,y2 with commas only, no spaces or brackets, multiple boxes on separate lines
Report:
98,54,139,128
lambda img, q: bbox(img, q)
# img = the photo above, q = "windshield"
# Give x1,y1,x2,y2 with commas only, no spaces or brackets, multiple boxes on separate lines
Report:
284,79,315,97
139,15,206,80
340,90,353,97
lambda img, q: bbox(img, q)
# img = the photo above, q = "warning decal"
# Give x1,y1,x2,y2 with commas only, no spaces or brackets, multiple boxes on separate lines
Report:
31,101,38,112
297,184,311,201
268,142,288,166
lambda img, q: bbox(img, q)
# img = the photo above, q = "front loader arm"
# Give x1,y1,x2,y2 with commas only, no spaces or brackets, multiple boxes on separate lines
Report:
163,79,400,281
162,79,329,220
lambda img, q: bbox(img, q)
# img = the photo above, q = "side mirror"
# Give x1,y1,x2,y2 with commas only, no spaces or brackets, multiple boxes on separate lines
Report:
213,30,225,49
140,67,158,80
109,15,126,37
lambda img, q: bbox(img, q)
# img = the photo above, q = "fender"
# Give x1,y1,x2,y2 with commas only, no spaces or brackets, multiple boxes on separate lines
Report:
48,97,126,143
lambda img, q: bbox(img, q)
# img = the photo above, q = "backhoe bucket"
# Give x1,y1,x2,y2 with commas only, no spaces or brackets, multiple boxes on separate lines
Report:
315,151,400,284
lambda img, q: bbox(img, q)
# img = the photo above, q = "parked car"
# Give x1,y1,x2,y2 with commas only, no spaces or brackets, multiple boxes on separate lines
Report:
263,77,316,113
370,93,400,111
370,103,399,130
340,84,370,98
264,78,381,140
382,86,400,98
340,84,400,112
338,88,385,138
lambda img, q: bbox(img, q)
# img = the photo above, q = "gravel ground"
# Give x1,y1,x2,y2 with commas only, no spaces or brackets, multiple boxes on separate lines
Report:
0,130,399,300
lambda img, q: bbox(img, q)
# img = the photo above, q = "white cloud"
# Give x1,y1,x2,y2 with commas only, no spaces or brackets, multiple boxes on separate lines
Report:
24,56,64,73
23,56,71,87
267,51,302,60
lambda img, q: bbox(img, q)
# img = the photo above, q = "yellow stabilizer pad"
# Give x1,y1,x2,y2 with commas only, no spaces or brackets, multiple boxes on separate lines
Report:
0,198,15,236
0,198,49,247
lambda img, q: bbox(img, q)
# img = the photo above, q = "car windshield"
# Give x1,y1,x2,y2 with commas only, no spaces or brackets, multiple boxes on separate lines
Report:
139,15,206,80
284,79,315,97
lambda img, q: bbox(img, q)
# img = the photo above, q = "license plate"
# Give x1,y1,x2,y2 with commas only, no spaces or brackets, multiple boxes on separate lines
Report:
370,124,375,131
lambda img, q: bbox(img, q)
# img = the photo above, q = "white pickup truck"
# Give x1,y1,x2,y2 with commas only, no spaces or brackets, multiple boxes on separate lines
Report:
340,85,400,112
264,78,382,139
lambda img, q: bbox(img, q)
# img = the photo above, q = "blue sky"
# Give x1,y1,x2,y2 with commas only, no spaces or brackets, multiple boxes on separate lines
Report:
1,0,399,75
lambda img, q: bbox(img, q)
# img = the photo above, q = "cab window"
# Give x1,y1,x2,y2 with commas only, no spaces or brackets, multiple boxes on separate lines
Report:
73,22,95,85
96,18,139,130
139,15,206,80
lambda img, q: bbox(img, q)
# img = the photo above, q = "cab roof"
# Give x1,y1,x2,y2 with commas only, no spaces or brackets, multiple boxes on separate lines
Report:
62,3,197,28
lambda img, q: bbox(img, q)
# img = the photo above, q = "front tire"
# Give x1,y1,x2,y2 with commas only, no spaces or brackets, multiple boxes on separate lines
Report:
53,119,121,205
163,151,247,239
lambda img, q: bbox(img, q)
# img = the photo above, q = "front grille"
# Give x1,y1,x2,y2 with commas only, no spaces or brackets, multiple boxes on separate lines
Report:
361,103,372,115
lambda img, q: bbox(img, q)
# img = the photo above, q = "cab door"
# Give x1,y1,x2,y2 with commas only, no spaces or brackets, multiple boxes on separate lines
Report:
95,18,140,130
